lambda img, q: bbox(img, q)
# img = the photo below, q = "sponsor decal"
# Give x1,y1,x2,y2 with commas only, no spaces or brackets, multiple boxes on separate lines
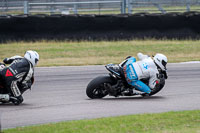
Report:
124,66,131,83
142,62,149,70
5,69,13,77
123,66,127,78
129,65,135,77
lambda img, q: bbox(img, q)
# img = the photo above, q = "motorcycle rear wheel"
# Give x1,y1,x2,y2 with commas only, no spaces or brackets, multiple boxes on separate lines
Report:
86,76,116,99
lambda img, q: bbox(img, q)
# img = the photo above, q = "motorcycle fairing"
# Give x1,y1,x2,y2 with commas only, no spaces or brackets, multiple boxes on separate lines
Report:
105,64,123,78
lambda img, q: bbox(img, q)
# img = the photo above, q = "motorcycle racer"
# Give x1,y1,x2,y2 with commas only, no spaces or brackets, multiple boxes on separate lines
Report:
122,53,168,95
0,50,39,105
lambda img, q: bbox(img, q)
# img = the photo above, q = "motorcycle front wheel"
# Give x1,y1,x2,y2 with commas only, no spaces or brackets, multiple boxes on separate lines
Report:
142,77,165,96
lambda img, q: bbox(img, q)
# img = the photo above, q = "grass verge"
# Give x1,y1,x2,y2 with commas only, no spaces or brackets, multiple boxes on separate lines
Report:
0,40,200,66
3,110,200,133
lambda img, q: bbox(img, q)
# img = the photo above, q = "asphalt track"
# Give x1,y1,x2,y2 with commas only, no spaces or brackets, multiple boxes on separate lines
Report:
0,63,200,129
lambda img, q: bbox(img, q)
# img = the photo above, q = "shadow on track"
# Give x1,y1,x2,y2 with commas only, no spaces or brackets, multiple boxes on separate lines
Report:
0,103,32,107
105,96,165,100
86,96,166,101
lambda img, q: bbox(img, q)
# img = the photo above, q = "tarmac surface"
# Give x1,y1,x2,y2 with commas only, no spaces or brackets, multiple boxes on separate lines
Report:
0,63,200,129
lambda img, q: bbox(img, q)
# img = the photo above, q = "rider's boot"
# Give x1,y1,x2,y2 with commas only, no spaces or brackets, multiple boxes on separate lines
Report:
141,93,150,98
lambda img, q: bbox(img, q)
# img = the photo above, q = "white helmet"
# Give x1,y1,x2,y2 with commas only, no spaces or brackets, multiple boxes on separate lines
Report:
24,50,39,67
153,53,167,71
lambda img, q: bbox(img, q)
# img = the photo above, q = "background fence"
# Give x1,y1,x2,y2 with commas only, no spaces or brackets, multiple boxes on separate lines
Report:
0,0,124,15
0,0,200,15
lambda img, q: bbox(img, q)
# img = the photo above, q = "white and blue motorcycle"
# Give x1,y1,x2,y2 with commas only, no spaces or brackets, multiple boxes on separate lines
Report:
86,64,167,99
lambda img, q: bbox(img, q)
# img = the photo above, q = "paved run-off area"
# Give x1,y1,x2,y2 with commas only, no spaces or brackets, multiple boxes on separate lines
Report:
0,63,200,129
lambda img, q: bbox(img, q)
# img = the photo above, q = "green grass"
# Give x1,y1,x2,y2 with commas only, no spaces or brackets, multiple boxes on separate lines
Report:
131,6,200,13
0,40,200,66
3,110,200,133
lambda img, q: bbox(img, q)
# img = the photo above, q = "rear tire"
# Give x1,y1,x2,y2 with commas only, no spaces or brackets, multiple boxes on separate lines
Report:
86,76,116,99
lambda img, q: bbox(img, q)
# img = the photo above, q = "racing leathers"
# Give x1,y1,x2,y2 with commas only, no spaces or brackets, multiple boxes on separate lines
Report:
123,53,160,94
0,56,34,104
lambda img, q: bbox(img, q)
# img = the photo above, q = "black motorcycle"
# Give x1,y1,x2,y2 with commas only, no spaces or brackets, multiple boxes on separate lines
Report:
86,64,167,99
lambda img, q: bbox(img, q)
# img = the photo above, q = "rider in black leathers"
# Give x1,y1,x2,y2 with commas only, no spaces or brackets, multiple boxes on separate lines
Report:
0,50,39,105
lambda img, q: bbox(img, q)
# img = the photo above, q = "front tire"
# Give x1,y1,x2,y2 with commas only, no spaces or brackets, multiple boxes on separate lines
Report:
86,76,116,99
149,78,165,96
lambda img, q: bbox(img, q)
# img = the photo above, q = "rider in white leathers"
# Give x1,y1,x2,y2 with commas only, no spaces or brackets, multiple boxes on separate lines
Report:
122,53,168,94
